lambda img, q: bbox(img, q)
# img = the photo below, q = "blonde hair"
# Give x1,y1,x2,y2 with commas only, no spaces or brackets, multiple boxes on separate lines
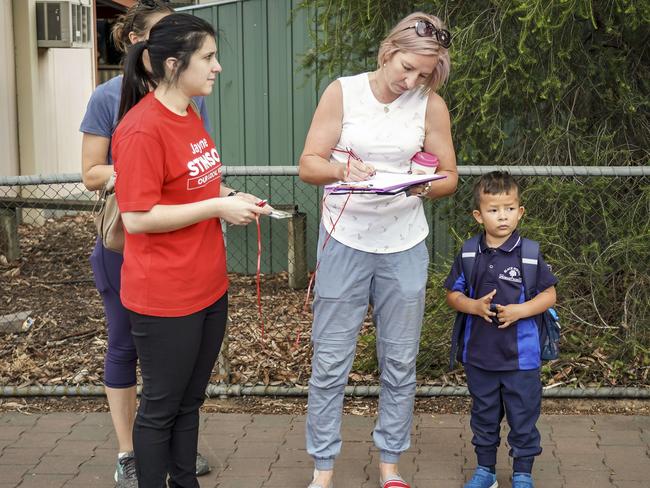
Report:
377,12,451,92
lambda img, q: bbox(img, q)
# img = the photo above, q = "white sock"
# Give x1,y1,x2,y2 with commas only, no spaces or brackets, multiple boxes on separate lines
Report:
118,451,131,459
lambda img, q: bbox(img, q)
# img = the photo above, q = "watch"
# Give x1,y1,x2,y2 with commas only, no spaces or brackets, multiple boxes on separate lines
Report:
227,190,240,197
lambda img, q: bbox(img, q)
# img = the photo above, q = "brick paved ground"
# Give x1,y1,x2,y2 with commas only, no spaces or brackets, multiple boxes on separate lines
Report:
1,412,648,488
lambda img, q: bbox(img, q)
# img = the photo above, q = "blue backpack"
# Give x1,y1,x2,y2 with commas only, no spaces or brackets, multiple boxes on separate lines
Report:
449,235,560,370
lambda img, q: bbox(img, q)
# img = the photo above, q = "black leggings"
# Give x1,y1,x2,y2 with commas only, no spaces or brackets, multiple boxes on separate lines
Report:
129,293,227,488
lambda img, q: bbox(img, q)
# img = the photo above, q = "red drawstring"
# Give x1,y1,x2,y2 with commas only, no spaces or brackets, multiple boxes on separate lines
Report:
331,146,361,180
295,147,359,347
302,191,351,313
255,214,264,339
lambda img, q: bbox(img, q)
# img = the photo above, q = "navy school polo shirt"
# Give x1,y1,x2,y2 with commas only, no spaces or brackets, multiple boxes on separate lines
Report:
444,231,558,371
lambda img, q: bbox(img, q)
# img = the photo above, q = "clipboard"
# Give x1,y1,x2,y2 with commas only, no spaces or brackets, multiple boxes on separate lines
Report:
325,172,446,195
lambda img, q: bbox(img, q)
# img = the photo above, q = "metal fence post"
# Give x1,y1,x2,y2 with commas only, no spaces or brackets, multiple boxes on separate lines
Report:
0,208,20,261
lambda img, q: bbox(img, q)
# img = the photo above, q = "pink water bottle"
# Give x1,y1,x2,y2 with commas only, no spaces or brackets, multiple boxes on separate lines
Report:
410,151,439,174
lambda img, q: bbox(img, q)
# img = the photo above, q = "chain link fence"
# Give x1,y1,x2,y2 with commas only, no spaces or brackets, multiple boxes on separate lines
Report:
1,166,649,388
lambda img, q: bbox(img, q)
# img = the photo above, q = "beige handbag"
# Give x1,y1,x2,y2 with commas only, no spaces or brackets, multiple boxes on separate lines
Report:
94,173,124,253
93,100,201,253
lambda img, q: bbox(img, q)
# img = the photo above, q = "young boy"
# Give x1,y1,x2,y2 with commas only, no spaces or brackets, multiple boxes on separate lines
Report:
444,171,557,488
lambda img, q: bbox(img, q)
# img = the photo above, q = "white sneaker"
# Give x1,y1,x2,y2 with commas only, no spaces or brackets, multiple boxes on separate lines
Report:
308,469,334,488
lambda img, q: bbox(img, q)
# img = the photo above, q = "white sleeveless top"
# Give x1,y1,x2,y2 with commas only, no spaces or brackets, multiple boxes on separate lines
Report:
322,72,430,253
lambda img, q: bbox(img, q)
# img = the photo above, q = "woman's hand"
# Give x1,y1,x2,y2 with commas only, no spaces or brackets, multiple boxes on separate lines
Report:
230,191,263,205
406,168,432,197
219,195,271,226
407,181,432,197
338,159,376,182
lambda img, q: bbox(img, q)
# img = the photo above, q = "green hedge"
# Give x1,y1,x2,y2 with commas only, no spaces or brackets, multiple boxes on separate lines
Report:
298,1,650,385
299,0,649,166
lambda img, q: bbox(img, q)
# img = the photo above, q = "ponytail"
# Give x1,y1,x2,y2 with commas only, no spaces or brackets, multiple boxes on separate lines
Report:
118,14,216,121
118,42,153,121
111,0,173,54
111,20,129,54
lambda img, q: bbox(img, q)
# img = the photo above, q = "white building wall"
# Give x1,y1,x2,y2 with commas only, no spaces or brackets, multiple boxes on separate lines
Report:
0,0,19,177
13,0,95,177
37,48,95,175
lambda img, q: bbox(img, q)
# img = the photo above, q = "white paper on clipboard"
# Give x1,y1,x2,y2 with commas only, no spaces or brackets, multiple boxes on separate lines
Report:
325,172,446,194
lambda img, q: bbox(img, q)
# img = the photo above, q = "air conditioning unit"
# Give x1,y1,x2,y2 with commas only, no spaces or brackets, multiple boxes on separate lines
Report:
36,0,93,48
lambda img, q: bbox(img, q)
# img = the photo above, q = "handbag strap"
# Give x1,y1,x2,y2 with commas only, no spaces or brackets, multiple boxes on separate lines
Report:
104,172,116,193
93,172,117,214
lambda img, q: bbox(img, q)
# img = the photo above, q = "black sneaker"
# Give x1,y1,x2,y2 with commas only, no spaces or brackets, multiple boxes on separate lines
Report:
114,452,138,488
196,452,211,476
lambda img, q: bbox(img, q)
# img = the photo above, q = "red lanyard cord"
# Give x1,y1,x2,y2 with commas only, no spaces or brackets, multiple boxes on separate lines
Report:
295,191,351,347
302,190,352,311
255,214,264,339
295,147,359,346
331,146,362,180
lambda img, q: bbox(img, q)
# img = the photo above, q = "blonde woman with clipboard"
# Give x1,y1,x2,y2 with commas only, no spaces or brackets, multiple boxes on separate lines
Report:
298,12,458,488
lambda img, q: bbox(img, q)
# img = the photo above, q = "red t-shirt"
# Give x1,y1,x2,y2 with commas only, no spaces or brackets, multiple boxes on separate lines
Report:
112,92,228,317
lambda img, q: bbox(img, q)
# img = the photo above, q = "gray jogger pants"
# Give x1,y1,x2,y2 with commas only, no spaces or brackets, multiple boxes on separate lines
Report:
306,228,429,470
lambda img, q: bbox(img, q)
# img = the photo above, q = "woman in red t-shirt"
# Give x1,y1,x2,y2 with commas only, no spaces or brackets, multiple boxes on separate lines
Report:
112,13,270,488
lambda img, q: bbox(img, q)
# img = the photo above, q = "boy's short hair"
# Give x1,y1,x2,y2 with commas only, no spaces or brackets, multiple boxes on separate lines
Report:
472,171,521,210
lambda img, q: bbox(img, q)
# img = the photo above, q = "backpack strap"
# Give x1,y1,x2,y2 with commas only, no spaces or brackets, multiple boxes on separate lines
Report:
449,234,481,370
460,234,482,296
520,237,560,359
520,238,540,300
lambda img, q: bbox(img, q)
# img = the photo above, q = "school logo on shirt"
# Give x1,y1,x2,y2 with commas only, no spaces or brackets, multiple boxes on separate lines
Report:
186,138,221,190
499,266,522,283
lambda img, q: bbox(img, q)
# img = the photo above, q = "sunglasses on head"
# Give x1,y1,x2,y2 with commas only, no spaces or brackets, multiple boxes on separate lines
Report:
402,20,451,49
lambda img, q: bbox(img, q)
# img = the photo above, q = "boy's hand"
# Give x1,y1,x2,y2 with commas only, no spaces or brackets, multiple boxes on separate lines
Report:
473,289,497,323
495,304,524,328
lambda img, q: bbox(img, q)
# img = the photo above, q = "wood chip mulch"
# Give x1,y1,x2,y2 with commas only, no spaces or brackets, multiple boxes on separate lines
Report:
1,215,649,412
0,215,367,388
